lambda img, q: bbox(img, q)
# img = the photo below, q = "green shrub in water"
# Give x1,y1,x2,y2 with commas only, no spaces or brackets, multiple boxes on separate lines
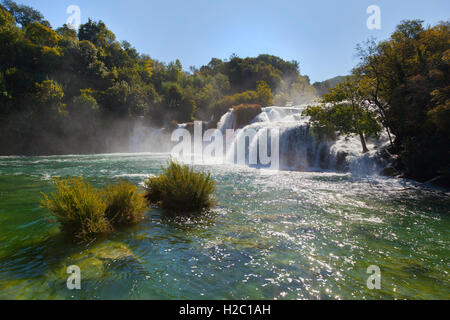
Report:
102,180,147,225
41,177,110,239
144,160,216,214
41,177,148,240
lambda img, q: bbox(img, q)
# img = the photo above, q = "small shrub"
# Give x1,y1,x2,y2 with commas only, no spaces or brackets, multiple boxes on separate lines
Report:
41,177,110,239
41,177,148,241
232,104,262,128
102,180,147,225
144,160,216,214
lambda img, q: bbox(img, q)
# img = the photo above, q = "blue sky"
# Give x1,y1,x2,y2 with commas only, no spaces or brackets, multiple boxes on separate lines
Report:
15,0,450,83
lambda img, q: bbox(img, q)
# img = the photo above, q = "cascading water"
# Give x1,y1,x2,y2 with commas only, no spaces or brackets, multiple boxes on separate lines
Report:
216,105,390,174
131,106,390,175
216,109,236,133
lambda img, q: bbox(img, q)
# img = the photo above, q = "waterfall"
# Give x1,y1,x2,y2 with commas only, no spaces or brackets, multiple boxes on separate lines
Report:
217,109,237,132
218,105,390,174
130,106,390,175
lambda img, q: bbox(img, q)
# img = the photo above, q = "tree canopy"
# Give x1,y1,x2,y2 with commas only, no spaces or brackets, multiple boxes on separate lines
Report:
0,1,317,155
306,20,450,181
1,2,447,183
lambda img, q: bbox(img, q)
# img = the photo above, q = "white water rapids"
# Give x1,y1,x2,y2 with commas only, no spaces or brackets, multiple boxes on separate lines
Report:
130,106,391,175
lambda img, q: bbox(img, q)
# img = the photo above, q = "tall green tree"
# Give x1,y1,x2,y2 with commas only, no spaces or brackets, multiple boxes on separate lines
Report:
353,20,449,180
305,78,381,153
1,0,47,27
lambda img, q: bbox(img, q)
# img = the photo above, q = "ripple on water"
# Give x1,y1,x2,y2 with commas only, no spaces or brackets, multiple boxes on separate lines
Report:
0,154,449,299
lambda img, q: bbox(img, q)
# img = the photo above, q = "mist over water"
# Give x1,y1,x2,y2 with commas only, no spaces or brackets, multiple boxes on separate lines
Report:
131,105,391,175
128,119,173,153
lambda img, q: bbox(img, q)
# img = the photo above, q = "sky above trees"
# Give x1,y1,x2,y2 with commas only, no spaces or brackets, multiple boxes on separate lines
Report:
9,0,450,82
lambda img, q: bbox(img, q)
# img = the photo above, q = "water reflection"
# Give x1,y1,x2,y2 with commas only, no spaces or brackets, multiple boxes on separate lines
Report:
0,154,448,299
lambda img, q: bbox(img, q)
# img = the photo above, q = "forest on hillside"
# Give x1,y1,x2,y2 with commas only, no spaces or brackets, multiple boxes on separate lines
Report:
0,1,449,184
306,20,449,184
0,1,316,155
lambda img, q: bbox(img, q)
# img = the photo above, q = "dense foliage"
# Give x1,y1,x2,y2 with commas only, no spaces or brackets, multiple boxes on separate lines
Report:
144,160,216,214
0,1,316,155
2,2,448,183
355,20,449,182
305,20,449,183
304,78,381,153
41,177,110,239
41,177,147,240
102,180,148,226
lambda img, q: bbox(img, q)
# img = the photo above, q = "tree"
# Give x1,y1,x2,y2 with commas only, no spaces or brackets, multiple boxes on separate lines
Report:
78,19,115,48
2,0,45,27
352,20,450,180
166,60,183,83
256,81,273,106
289,76,317,105
0,3,15,30
25,22,59,46
164,83,183,110
305,78,381,153
71,89,99,114
138,56,153,83
104,81,131,116
56,24,78,41
34,80,66,117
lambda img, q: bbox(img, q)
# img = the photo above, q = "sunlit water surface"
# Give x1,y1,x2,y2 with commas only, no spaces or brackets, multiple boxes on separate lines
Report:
0,153,448,300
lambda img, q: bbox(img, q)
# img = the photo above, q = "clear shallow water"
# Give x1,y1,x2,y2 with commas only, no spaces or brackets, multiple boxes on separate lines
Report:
0,153,449,300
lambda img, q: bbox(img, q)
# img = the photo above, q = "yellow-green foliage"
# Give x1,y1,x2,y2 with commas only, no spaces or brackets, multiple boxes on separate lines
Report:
102,180,147,225
144,160,216,214
25,22,59,47
41,177,148,240
41,177,110,239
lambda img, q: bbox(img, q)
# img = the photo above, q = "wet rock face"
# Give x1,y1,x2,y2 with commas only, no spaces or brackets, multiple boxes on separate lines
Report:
335,151,349,172
375,147,402,177
319,145,330,169
380,165,400,177
233,104,263,129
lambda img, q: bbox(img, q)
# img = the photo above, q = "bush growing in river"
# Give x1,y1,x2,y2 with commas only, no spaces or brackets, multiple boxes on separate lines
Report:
41,177,148,240
41,177,110,239
102,180,147,225
144,160,216,214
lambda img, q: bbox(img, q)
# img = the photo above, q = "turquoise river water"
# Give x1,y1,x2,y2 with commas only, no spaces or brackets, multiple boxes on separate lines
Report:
0,153,448,299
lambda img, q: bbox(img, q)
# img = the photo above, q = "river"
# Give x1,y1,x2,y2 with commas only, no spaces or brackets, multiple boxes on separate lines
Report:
0,153,448,299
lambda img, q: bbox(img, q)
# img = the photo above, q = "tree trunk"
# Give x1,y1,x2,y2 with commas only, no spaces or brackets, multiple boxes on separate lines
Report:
386,126,394,147
373,99,394,147
359,131,369,153
350,99,370,154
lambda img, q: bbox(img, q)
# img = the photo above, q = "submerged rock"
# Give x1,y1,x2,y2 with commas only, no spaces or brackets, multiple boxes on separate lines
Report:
87,241,138,261
51,241,141,281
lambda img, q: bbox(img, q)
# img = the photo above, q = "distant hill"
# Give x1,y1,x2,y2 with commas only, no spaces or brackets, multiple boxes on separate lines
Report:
313,76,347,96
